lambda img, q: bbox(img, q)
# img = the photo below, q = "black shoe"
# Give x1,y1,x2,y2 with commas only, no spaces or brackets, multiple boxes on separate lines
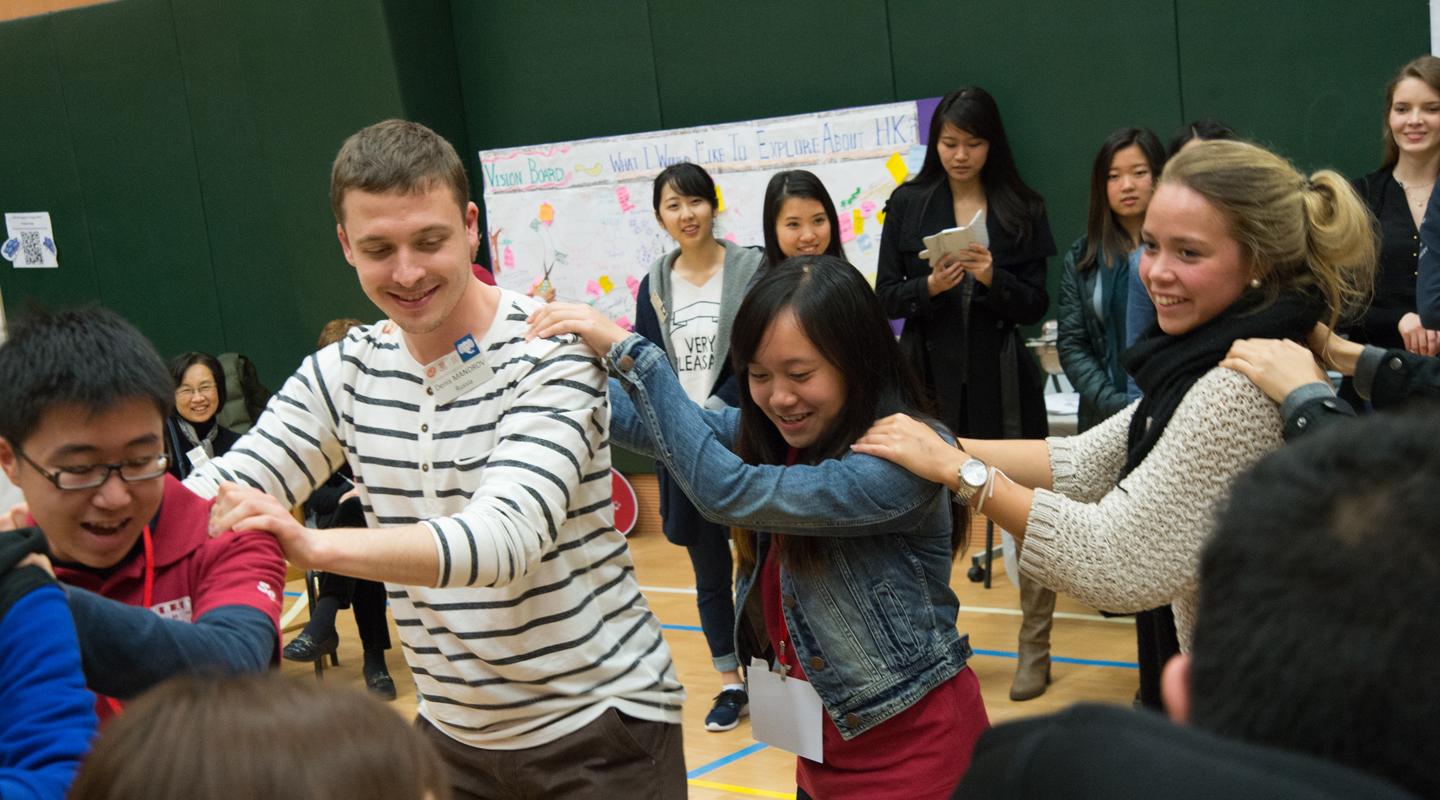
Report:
283,630,339,663
704,688,749,732
364,664,397,701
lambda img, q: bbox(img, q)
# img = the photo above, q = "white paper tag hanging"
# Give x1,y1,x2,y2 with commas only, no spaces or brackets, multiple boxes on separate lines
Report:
748,657,824,763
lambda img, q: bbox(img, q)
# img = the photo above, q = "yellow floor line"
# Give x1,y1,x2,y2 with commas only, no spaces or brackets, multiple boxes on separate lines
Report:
688,779,796,798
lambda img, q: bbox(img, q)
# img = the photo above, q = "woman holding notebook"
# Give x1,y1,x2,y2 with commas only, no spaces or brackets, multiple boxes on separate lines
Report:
875,86,1055,442
874,86,1057,703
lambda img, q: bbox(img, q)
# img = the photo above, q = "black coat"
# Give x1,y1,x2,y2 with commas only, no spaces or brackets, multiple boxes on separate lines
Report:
1056,237,1132,432
955,704,1420,800
875,180,1054,439
1350,168,1418,350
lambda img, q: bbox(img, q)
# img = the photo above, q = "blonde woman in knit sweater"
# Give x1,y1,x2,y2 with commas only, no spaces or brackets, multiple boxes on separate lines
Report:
854,140,1375,655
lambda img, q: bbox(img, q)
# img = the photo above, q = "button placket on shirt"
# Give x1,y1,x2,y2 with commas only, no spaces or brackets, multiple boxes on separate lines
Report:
420,376,439,513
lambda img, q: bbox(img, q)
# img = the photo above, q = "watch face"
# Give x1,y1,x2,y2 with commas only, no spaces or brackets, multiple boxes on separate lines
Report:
960,459,988,487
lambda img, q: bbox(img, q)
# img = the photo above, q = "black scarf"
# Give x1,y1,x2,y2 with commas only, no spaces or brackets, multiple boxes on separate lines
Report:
1118,288,1325,480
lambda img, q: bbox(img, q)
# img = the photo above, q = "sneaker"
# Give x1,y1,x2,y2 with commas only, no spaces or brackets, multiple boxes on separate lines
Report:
704,688,749,732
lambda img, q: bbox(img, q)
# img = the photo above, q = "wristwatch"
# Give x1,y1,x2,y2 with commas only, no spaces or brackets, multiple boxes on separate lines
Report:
953,457,989,504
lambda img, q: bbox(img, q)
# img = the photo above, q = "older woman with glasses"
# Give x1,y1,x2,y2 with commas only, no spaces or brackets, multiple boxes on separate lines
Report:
165,353,240,480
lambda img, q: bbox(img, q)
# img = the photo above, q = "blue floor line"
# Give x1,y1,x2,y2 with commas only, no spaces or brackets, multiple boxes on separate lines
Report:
973,647,1138,669
686,742,769,780
661,623,703,632
284,591,302,598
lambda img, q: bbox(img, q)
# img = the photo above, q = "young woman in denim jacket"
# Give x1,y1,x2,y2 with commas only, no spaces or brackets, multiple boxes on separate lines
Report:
530,256,989,800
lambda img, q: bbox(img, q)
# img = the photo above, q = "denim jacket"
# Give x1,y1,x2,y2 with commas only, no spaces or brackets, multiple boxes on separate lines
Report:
605,334,972,739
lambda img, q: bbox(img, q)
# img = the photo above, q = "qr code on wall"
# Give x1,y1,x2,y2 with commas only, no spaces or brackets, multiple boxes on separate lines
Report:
20,231,41,266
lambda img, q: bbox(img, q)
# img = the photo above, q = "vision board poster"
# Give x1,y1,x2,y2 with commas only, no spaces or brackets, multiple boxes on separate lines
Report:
479,99,939,328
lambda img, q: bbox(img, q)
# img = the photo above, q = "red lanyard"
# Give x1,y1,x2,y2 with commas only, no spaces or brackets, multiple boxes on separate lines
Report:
105,525,154,717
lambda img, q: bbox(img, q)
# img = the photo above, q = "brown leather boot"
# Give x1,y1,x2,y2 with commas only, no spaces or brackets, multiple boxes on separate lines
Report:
1010,566,1056,701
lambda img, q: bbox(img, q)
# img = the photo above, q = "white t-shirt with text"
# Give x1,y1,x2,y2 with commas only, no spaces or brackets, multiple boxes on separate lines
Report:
669,267,724,404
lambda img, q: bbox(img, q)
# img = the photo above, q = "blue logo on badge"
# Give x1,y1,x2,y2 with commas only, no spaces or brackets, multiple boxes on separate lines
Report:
454,334,480,362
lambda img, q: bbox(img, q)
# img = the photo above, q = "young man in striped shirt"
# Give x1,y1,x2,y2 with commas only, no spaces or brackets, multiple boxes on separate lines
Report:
187,120,686,799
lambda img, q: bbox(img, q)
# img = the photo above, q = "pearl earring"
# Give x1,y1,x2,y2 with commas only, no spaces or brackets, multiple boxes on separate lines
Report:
1250,278,1261,288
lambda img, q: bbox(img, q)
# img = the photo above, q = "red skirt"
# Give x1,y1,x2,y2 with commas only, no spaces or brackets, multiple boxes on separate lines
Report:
796,666,990,800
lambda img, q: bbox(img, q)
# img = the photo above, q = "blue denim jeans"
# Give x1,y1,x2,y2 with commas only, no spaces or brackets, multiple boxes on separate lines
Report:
685,523,739,673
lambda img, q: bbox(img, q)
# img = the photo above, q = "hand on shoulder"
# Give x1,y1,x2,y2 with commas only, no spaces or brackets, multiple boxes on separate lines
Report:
1220,338,1329,405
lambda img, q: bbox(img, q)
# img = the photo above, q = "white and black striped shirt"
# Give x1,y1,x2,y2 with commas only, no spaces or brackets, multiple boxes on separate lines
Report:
185,292,683,748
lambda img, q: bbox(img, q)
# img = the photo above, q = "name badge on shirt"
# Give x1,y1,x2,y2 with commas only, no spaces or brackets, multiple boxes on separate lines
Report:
186,445,210,469
426,336,495,406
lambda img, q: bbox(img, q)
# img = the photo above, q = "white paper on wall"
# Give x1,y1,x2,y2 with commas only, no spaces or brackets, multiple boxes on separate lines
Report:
479,101,928,327
2,212,58,269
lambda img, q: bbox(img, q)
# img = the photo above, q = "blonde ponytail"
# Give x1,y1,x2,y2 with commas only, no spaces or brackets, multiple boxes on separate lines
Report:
1161,140,1377,329
1300,171,1376,329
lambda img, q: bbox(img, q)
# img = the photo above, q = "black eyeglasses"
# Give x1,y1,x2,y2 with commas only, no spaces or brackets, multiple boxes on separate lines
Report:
16,448,168,490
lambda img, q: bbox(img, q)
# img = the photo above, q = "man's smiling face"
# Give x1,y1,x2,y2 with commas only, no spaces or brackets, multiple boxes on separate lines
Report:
337,183,481,337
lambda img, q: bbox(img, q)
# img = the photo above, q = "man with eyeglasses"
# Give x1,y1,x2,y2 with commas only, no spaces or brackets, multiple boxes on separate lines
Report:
0,306,285,720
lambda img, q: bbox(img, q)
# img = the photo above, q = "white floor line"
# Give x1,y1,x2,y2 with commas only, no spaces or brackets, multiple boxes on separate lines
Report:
959,606,1134,624
638,585,1132,624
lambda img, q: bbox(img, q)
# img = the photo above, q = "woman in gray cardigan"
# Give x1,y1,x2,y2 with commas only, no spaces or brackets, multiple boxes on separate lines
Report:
632,162,761,732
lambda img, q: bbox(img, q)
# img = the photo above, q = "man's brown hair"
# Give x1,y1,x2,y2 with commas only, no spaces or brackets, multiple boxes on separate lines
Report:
331,119,470,224
69,673,452,800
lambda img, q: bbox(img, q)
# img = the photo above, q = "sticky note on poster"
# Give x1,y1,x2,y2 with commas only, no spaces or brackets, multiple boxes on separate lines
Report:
539,204,554,225
626,275,640,299
838,211,855,243
852,210,864,236
597,275,614,294
586,280,603,297
885,153,908,185
715,185,725,213
3,212,58,268
616,186,635,212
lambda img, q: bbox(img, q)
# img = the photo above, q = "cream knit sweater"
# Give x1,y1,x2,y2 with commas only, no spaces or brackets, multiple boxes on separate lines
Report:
1020,367,1283,652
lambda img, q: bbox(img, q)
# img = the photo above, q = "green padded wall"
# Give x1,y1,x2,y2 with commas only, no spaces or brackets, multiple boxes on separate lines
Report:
0,0,468,389
449,0,663,256
646,0,896,129
1175,0,1427,178
167,0,409,387
0,12,102,315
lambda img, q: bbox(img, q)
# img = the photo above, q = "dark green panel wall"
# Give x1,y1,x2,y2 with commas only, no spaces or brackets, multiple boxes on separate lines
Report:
450,0,662,149
0,12,101,315
0,0,468,389
449,0,663,259
49,0,228,360
1175,0,1428,177
170,0,410,386
646,0,895,129
381,0,473,177
889,0,1184,315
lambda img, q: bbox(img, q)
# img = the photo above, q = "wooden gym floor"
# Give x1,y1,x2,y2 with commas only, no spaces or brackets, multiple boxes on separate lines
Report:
278,480,1138,799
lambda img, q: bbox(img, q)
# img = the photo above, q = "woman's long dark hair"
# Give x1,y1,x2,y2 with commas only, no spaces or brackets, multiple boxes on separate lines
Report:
1166,118,1237,158
1078,127,1166,272
761,170,845,267
729,255,968,575
909,86,1045,244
